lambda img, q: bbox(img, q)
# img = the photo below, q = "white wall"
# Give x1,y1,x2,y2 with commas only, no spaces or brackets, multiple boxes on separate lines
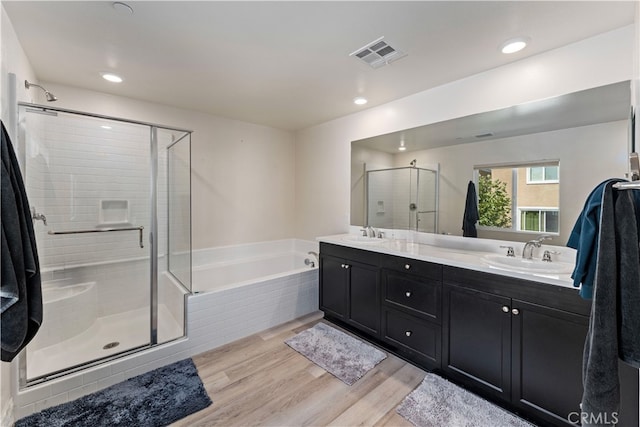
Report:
0,4,39,425
294,25,634,240
38,83,296,251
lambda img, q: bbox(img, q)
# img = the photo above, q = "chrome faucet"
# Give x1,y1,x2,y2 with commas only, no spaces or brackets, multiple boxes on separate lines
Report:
31,207,47,226
522,235,552,259
365,226,377,238
306,251,319,268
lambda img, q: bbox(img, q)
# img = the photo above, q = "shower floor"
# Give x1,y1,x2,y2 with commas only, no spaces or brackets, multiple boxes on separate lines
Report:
27,304,183,380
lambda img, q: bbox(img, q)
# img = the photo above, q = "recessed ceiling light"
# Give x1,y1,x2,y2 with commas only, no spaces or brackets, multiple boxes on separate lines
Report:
354,97,368,105
101,125,112,130
102,73,123,83
398,140,406,151
500,37,529,54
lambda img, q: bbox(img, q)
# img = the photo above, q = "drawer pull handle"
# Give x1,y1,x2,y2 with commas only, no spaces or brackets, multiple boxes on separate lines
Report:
404,264,411,270
405,291,412,297
405,331,412,337
502,306,510,313
512,308,520,315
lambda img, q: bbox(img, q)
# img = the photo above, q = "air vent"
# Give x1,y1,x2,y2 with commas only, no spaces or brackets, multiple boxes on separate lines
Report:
349,37,407,69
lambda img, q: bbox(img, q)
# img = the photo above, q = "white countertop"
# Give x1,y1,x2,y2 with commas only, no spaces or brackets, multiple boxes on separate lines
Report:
318,231,578,290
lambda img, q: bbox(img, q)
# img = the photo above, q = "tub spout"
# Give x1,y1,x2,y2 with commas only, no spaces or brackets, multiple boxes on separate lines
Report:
306,251,319,268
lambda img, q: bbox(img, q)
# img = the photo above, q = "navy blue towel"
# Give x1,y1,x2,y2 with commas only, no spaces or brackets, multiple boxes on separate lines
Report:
462,181,479,237
567,178,625,299
1,120,42,362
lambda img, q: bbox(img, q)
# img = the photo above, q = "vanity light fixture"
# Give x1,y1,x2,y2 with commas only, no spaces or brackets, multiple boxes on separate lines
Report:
353,97,368,106
102,73,123,83
500,37,529,54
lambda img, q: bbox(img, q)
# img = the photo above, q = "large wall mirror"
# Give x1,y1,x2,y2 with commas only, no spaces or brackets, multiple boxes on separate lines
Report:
351,81,631,246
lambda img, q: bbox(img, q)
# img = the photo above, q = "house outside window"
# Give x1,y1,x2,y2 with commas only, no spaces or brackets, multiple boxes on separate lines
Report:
526,166,559,184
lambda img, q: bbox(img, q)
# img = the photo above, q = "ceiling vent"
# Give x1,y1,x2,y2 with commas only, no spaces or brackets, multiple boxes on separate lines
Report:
349,37,407,69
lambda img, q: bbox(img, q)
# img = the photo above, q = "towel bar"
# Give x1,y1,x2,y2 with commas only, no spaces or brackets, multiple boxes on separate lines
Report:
48,226,144,248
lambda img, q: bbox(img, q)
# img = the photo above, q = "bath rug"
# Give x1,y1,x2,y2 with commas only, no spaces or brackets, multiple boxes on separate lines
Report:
397,373,534,427
16,358,212,427
284,322,386,385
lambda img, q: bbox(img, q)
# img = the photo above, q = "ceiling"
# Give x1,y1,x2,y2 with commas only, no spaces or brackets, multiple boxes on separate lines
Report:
3,1,636,131
352,81,632,153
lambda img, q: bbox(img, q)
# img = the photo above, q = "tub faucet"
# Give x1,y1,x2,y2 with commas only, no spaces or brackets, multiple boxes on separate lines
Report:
306,251,319,268
522,235,552,259
31,207,47,226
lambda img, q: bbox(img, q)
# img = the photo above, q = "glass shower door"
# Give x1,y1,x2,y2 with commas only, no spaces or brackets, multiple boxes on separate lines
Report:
20,106,152,381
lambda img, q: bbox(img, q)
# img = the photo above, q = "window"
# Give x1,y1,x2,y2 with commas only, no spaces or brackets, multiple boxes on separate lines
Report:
526,166,559,184
475,161,559,234
519,209,559,233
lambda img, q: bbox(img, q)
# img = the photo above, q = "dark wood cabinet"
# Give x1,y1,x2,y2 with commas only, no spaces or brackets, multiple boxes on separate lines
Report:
511,300,587,426
443,284,512,401
319,243,380,336
319,244,638,427
380,256,443,369
442,267,597,426
319,255,348,320
347,262,380,335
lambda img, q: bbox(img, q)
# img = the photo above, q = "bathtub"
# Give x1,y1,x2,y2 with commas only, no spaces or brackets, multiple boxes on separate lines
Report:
192,238,319,293
187,238,319,348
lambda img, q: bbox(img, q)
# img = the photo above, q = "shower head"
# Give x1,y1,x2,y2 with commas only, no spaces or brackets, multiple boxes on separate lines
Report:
25,80,57,102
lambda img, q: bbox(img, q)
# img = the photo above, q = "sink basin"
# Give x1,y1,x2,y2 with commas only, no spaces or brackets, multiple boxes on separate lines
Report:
482,254,574,274
341,235,388,245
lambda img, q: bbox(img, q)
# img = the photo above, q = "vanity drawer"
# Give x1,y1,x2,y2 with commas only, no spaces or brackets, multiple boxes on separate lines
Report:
380,255,442,280
383,271,441,322
383,308,441,367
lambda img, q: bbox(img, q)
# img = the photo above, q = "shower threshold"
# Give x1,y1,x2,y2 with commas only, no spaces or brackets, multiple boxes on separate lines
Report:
26,305,182,381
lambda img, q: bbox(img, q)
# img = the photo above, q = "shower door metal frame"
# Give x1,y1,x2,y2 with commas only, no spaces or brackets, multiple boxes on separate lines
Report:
166,132,193,293
17,103,192,387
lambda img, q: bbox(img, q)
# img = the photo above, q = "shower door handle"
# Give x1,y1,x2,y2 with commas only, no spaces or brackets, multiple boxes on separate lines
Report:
48,226,145,248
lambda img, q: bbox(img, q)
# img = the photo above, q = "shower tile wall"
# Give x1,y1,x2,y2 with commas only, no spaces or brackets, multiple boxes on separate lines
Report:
367,169,411,229
22,111,171,319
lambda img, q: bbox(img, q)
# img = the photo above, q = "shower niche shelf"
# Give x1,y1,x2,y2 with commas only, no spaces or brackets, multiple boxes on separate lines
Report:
98,199,130,226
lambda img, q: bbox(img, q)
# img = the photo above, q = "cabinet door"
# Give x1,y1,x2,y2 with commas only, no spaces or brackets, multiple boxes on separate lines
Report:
348,262,380,336
443,284,512,401
511,300,588,426
319,255,348,320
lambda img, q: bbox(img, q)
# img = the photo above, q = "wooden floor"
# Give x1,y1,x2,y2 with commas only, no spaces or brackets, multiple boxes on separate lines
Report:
172,312,425,427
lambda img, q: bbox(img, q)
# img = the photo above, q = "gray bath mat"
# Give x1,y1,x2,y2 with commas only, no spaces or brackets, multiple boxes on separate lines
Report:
285,322,386,385
397,373,533,427
16,358,212,427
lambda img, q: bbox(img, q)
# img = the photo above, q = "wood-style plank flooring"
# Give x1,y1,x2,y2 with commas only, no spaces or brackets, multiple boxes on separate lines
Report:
172,312,425,426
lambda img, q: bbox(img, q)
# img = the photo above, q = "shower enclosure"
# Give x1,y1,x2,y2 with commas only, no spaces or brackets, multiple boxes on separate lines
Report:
16,104,191,385
366,166,438,233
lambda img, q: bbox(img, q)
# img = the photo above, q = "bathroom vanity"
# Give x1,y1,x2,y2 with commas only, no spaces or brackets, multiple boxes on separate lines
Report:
318,234,639,427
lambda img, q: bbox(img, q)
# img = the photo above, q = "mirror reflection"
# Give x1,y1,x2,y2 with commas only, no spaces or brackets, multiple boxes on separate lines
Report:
351,81,631,245
475,161,560,233
365,165,438,233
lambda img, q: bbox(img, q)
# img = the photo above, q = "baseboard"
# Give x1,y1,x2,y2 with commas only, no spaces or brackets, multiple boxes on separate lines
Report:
1,396,14,427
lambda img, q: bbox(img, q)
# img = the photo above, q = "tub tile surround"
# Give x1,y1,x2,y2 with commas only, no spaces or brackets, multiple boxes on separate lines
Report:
13,239,319,419
320,227,577,288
